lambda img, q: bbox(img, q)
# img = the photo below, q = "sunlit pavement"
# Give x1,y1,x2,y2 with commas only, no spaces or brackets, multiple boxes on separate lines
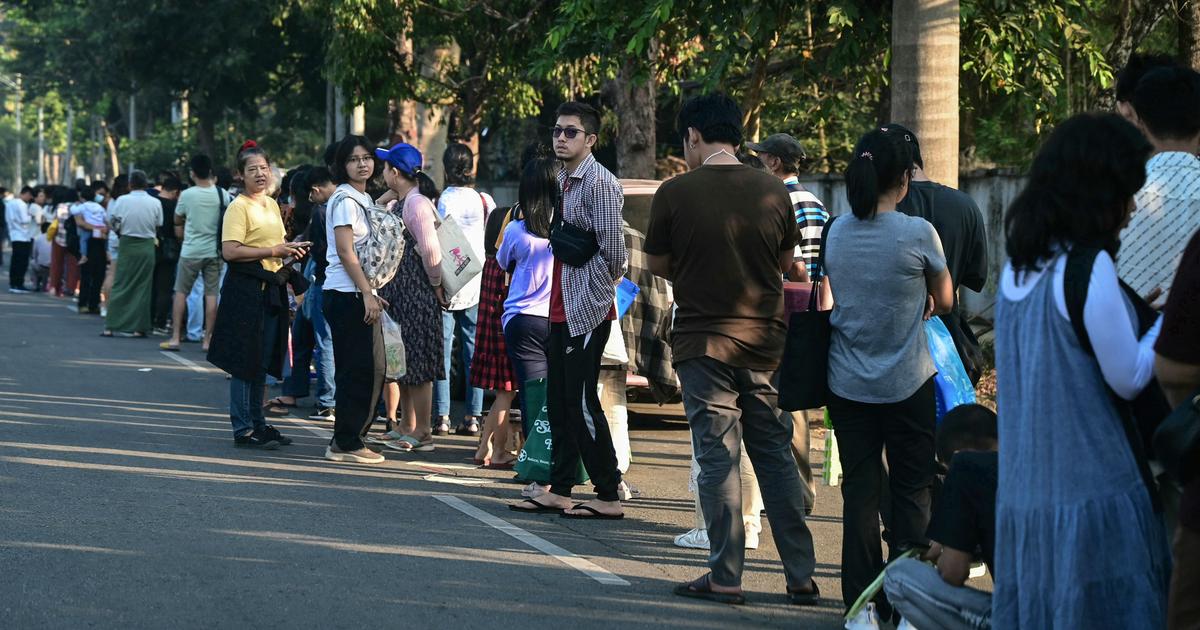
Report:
0,283,847,629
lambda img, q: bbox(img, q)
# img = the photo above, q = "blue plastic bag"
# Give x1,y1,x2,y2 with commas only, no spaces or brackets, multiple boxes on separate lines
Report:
616,277,640,319
925,317,976,422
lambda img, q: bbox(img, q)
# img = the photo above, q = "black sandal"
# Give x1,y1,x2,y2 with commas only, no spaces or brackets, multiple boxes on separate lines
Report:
673,574,746,605
560,503,624,520
508,498,564,514
787,579,820,606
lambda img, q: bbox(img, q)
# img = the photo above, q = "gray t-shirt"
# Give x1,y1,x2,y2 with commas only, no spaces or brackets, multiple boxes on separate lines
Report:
826,211,947,403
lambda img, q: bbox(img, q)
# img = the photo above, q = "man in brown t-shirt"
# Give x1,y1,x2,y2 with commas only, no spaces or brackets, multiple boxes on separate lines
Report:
646,93,819,607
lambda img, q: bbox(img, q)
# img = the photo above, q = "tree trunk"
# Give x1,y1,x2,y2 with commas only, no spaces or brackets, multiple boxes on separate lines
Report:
1182,0,1200,70
103,120,120,178
1099,0,1170,109
386,10,419,146
61,105,75,184
607,40,658,180
891,0,960,188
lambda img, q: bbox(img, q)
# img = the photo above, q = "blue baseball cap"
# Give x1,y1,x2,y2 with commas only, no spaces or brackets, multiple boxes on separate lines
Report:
374,143,423,176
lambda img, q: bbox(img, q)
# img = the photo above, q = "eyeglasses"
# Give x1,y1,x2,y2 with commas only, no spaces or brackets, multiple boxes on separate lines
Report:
552,126,588,140
345,155,373,165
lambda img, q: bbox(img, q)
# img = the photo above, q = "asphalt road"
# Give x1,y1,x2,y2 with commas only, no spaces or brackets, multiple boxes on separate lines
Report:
0,282,848,629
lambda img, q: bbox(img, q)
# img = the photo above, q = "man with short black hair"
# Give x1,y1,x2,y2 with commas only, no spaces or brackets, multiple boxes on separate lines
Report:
1119,65,1200,304
1115,54,1179,124
6,186,36,292
162,155,228,351
508,101,629,520
648,93,818,606
887,123,988,383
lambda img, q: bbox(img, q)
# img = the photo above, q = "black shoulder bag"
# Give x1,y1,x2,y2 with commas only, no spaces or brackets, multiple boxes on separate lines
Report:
1063,246,1165,511
548,199,599,267
778,216,837,411
213,187,230,261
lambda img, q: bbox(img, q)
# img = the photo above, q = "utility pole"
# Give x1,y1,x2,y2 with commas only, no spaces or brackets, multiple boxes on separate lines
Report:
334,85,347,139
129,84,137,173
61,105,75,185
13,75,22,187
37,105,44,183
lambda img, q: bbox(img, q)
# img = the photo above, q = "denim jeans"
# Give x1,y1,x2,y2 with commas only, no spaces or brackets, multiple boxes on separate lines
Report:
282,283,335,408
186,280,204,341
433,305,483,418
675,355,817,590
883,558,992,630
229,311,278,437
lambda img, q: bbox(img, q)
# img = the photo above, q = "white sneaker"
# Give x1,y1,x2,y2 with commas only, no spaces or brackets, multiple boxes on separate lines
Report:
324,444,385,464
744,528,760,550
674,528,710,550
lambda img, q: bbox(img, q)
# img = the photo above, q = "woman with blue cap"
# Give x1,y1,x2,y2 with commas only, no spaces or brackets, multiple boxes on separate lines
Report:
375,142,448,453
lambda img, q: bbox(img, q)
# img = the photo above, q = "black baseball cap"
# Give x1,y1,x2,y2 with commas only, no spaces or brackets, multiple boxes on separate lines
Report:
746,133,807,162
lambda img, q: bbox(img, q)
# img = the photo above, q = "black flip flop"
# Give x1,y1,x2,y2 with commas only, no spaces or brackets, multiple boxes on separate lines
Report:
787,579,820,606
673,574,746,605
560,504,624,520
508,498,564,514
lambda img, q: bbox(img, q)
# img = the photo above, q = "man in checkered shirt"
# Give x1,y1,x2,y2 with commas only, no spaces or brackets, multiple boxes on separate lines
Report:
510,101,629,520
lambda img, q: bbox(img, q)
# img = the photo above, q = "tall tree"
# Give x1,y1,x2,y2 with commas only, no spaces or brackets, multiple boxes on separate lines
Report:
891,0,960,187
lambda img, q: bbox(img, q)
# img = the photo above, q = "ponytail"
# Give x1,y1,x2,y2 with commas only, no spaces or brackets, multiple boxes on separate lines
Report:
415,171,441,203
843,128,912,220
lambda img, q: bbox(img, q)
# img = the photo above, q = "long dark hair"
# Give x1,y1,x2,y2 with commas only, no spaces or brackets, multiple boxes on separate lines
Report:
390,164,441,203
844,128,912,220
442,142,475,187
518,156,559,238
1005,113,1150,273
288,166,314,238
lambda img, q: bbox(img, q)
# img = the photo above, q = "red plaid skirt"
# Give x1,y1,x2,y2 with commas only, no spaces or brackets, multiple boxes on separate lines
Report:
470,257,517,391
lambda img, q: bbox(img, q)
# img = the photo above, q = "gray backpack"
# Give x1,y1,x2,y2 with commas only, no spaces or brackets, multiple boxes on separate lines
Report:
328,191,405,289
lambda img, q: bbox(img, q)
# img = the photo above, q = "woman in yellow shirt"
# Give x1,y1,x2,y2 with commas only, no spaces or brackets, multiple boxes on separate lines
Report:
207,141,310,449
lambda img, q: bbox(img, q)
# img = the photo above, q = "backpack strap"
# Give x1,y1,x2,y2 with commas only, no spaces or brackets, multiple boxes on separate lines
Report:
1063,246,1163,512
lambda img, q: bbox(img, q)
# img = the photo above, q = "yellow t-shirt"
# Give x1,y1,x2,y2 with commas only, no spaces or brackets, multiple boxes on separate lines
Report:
222,194,285,272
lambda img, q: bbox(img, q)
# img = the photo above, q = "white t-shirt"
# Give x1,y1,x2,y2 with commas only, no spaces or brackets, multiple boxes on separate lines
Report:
71,201,108,238
323,184,374,293
436,186,495,310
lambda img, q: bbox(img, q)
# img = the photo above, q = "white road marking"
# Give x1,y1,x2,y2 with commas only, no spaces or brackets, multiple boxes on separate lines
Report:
159,351,211,374
432,495,631,586
279,416,334,440
421,474,494,486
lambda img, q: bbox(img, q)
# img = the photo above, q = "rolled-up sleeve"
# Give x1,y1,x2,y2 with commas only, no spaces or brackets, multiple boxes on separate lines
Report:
594,178,626,281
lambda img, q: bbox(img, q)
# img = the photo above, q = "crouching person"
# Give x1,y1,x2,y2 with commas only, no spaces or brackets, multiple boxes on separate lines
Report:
884,404,997,629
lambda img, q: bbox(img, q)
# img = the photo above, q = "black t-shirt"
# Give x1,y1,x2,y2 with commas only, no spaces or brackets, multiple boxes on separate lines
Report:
304,203,329,286
898,180,987,295
927,450,997,573
1157,229,1200,530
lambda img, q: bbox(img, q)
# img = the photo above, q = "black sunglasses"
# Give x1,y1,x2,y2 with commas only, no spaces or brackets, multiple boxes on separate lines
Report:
552,126,589,140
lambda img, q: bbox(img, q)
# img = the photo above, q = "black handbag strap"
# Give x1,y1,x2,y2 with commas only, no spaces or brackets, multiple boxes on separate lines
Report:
1063,246,1162,511
807,215,838,311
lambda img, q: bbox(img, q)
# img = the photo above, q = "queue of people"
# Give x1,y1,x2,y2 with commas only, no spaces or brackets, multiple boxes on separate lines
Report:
4,54,1199,630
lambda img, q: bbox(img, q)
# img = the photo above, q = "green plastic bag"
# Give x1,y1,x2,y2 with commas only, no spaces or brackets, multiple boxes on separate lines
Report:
513,378,589,485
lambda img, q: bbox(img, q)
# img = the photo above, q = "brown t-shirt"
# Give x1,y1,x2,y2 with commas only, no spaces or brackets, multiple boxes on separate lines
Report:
1155,228,1200,531
644,164,796,370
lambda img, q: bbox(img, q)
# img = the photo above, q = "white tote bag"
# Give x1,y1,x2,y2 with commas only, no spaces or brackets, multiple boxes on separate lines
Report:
435,214,483,301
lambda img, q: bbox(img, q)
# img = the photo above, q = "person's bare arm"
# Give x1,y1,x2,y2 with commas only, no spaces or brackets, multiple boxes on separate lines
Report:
935,545,973,587
647,253,672,280
221,240,304,264
174,214,186,240
927,268,954,317
1155,354,1200,407
789,262,811,283
334,225,386,324
779,250,794,275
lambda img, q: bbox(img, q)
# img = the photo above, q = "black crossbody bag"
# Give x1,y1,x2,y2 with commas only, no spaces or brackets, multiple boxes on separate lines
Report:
548,200,599,267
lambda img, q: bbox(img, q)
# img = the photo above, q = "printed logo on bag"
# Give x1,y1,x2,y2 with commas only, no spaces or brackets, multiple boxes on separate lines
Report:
450,246,472,276
517,450,528,463
544,439,552,450
533,418,550,434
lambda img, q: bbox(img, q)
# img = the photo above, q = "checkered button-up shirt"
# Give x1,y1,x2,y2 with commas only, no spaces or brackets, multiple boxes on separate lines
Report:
557,153,628,337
